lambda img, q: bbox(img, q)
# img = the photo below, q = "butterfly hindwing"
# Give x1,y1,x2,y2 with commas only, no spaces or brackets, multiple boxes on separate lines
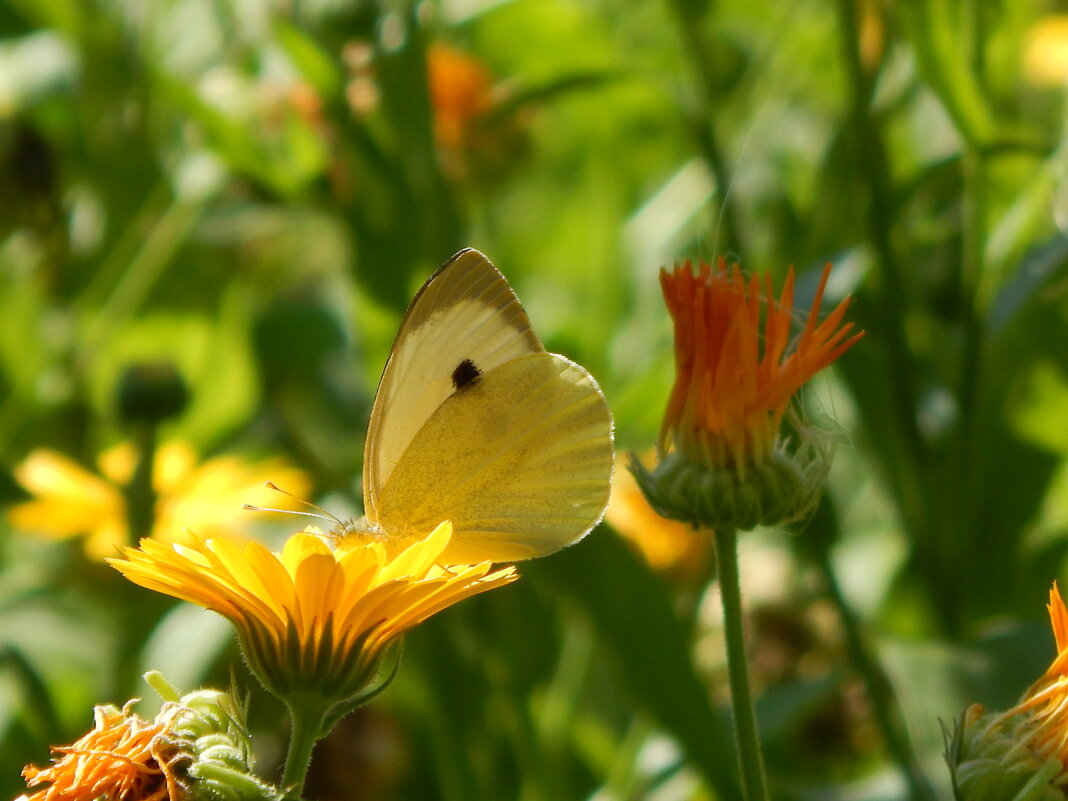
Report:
363,250,544,520
374,352,614,564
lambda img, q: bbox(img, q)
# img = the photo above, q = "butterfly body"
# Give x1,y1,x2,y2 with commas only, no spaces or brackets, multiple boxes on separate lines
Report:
356,249,614,565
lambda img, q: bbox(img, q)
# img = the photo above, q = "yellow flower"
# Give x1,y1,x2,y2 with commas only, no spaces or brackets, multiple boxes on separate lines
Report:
1024,15,1068,88
107,522,517,707
19,701,185,801
9,442,309,559
606,454,711,581
632,260,862,531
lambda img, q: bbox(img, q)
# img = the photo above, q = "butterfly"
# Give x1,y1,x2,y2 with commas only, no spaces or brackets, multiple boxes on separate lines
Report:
352,248,614,565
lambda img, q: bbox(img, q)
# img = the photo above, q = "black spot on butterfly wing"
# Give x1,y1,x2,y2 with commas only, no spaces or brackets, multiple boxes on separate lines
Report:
451,358,482,390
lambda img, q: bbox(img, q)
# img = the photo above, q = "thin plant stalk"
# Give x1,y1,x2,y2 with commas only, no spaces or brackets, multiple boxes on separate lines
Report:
815,547,936,801
712,526,769,801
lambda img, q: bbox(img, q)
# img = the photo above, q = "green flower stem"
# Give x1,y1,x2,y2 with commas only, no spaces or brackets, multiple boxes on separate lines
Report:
282,695,331,800
711,526,769,801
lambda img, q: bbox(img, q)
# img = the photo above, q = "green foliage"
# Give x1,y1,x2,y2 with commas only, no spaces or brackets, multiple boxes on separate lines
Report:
5,0,1068,799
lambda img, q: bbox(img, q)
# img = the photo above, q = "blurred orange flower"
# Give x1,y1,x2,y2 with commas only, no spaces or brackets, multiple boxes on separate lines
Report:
427,44,494,150
9,442,309,559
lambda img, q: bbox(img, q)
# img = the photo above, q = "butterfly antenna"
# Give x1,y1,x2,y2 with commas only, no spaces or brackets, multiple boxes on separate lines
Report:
243,482,346,529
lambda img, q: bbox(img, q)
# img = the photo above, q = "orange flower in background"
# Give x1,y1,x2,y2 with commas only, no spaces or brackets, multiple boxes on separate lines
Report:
9,442,309,559
427,44,493,150
632,260,862,531
108,522,517,707
19,702,183,801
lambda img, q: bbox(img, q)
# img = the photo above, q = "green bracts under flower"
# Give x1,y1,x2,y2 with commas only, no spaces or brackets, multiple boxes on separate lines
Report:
629,444,829,532
148,672,282,801
945,704,1068,801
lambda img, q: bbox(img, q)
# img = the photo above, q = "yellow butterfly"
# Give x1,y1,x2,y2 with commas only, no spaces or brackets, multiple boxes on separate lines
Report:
352,248,614,565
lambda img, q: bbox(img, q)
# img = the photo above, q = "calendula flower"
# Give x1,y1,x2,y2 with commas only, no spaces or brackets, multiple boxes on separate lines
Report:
631,260,862,531
9,442,309,559
17,678,277,801
606,454,711,581
946,583,1068,801
107,522,517,710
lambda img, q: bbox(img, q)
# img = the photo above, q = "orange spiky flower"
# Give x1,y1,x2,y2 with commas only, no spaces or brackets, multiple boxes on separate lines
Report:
632,259,862,531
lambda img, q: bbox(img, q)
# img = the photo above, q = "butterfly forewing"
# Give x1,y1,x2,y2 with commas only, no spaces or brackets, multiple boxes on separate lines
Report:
363,250,544,521
374,352,614,564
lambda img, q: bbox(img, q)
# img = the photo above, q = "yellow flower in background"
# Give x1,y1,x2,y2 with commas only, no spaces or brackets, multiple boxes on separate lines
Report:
108,522,517,707
606,454,711,581
632,260,862,531
947,584,1068,800
9,442,309,559
19,701,184,801
1024,15,1068,87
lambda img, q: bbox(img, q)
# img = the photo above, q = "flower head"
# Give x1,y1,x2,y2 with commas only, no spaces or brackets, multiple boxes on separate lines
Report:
107,523,517,709
9,442,309,559
946,583,1068,801
632,260,862,531
17,679,276,801
19,701,184,801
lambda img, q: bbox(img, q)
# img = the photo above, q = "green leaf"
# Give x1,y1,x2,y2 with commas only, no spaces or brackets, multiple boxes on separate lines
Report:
527,531,742,800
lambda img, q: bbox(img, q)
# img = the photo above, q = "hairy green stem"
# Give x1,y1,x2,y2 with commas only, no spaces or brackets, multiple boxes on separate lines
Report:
712,526,768,801
282,696,330,800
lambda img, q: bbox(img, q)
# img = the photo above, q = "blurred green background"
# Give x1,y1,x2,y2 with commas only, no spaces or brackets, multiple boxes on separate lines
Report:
4,0,1068,799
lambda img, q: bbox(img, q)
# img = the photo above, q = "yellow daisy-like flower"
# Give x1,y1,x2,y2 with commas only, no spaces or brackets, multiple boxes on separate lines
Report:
632,260,862,531
19,701,185,801
107,522,517,706
9,442,309,559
